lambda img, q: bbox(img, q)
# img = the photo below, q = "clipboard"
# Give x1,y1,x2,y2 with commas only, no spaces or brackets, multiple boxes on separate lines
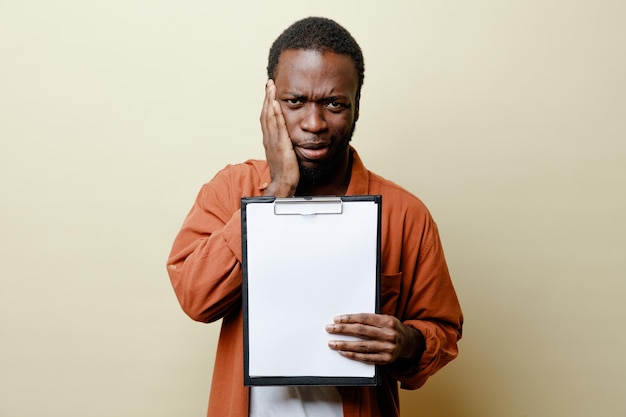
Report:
241,195,382,386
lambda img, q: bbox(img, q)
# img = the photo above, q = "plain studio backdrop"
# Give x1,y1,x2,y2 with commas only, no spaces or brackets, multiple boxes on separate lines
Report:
1,1,624,416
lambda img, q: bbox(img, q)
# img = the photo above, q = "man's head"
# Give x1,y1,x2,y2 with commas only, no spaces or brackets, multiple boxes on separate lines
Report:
265,17,365,190
267,17,365,103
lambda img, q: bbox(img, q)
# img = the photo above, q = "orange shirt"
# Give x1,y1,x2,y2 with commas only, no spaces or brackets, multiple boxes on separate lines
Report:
167,148,463,417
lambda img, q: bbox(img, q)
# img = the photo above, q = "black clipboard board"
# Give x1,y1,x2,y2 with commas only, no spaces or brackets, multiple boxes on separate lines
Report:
241,195,381,386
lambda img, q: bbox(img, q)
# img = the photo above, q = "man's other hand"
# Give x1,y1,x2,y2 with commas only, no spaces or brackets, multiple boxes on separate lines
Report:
325,313,425,366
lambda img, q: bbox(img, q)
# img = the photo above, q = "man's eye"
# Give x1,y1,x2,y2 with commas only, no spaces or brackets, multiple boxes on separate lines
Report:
286,98,302,105
327,101,344,110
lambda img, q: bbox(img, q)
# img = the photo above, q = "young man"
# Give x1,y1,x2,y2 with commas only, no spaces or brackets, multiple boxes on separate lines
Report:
167,17,463,417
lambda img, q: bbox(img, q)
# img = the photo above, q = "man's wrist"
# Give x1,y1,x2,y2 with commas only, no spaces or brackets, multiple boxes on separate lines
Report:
385,325,425,374
400,325,426,362
263,181,296,198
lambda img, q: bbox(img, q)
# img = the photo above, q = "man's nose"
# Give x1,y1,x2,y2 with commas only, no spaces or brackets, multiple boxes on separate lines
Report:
300,104,328,133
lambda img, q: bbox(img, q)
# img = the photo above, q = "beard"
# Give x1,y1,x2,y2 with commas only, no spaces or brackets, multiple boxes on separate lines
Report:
299,162,336,185
298,124,355,186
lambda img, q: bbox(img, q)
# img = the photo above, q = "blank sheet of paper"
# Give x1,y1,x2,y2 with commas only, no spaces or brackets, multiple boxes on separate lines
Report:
242,196,380,385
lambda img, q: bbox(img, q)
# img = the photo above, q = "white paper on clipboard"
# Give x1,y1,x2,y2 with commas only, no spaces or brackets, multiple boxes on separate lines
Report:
242,196,381,386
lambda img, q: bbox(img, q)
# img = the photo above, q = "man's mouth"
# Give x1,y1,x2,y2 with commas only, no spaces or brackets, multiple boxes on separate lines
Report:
294,143,330,161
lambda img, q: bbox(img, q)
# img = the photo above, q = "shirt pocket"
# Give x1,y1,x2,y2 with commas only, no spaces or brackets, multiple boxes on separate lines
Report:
380,272,402,316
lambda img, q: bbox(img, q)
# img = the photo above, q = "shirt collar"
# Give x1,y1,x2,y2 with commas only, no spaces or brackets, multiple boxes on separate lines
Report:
346,146,370,196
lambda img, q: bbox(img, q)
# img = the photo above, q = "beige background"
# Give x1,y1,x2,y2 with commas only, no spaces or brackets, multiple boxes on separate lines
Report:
1,1,624,416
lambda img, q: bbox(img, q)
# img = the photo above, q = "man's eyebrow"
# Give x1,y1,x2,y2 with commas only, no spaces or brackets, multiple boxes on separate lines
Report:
324,95,349,101
284,93,307,99
283,92,349,101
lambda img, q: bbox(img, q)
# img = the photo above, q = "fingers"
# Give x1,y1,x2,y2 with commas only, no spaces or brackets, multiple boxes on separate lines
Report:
327,339,396,365
259,80,299,197
260,79,287,150
260,80,276,140
330,313,398,334
272,97,288,140
325,313,405,365
333,313,389,325
326,320,395,341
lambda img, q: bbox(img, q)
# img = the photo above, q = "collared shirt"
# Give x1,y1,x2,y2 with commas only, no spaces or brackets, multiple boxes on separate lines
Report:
167,147,463,417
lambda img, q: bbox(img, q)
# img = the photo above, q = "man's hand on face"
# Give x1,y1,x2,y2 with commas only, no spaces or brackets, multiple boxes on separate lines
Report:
325,313,425,366
260,79,300,198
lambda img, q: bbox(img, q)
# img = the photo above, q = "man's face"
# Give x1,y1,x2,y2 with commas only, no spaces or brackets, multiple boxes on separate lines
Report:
273,49,360,184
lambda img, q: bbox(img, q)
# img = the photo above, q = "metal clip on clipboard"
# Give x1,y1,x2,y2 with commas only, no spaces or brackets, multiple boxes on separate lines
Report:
273,197,343,215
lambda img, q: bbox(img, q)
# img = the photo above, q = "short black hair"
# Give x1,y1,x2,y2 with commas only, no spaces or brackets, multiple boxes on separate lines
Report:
267,17,365,96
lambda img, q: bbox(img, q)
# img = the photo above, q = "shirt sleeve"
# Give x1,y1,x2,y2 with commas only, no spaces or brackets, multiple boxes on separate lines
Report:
386,217,463,390
166,170,245,323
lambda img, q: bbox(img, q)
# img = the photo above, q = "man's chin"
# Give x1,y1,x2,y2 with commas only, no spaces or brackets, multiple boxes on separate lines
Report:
299,163,334,185
297,138,352,185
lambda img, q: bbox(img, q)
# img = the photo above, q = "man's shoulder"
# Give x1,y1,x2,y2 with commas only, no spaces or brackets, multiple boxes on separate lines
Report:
217,159,268,174
210,159,268,182
367,170,428,212
200,159,269,197
365,170,439,236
